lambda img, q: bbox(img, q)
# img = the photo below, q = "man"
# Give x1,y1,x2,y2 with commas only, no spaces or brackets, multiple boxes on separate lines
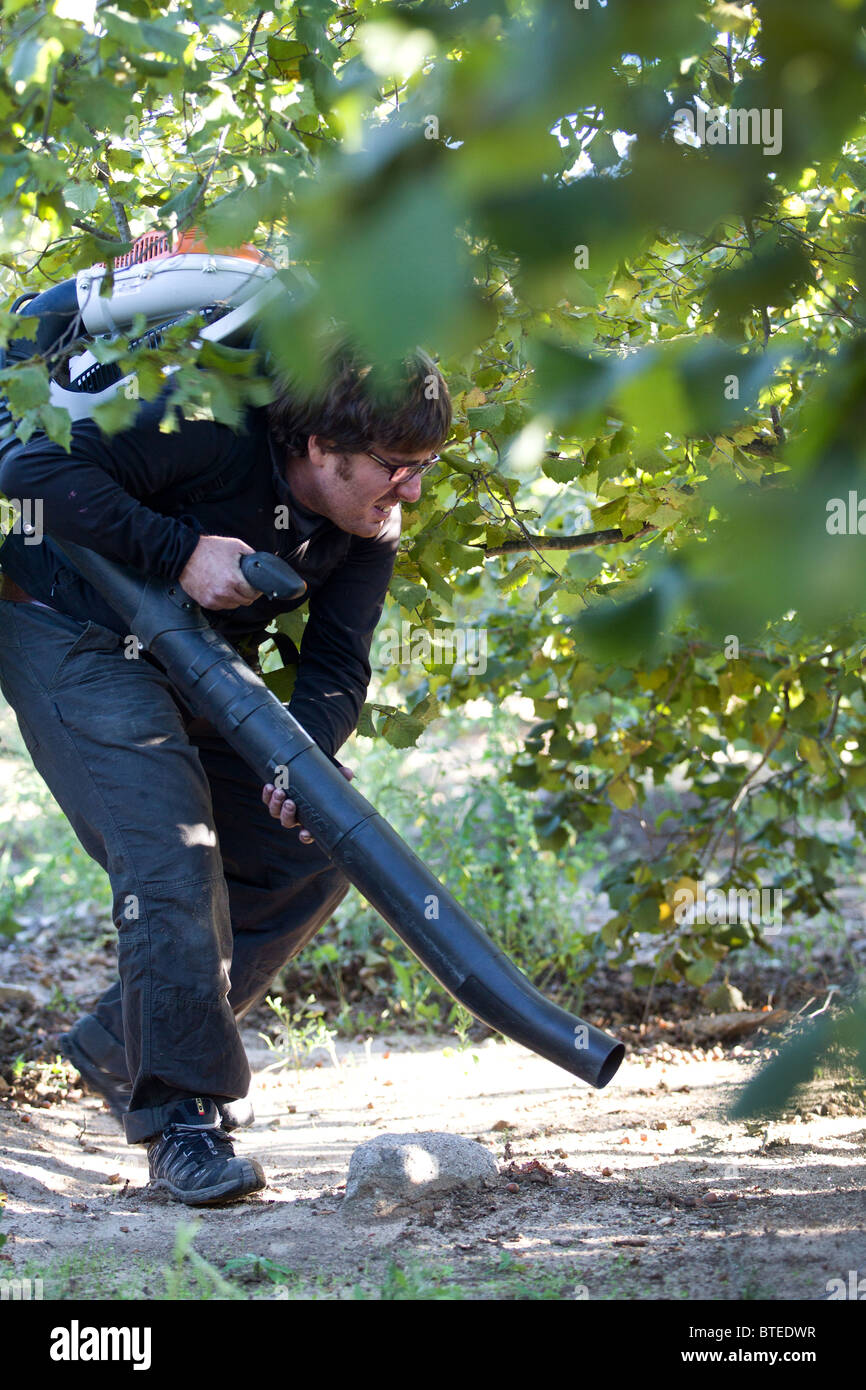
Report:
0,340,451,1205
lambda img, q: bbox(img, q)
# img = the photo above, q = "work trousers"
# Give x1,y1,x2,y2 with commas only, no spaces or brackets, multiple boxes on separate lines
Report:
0,597,350,1142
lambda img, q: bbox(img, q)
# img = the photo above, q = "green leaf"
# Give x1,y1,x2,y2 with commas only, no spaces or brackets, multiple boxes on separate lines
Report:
601,917,621,948
161,179,205,222
416,559,452,603
356,704,377,739
390,575,428,611
91,392,141,435
262,665,297,701
267,37,308,63
496,556,534,593
466,402,505,432
380,710,426,749
0,364,49,414
731,1014,836,1118
274,608,307,645
66,76,135,132
0,311,38,349
197,341,258,376
541,455,583,484
35,404,72,452
607,774,638,811
102,12,190,61
685,956,717,986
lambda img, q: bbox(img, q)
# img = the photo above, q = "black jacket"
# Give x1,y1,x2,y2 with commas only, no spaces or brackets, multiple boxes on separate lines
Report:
0,402,401,760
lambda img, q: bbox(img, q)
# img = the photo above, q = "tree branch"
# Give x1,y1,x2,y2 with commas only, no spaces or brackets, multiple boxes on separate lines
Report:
701,710,788,873
482,523,656,557
746,216,786,445
228,10,266,77
182,126,230,223
92,159,131,242
71,218,124,243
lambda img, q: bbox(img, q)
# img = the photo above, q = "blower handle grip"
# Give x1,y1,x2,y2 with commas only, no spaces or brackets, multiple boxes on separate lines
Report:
240,551,307,602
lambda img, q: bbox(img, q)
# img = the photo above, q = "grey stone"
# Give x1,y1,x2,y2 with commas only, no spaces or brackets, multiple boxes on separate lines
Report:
0,982,35,1006
342,1131,498,1217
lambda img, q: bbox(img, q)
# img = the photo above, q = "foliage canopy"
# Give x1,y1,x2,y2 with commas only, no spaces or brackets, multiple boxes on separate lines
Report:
3,0,866,991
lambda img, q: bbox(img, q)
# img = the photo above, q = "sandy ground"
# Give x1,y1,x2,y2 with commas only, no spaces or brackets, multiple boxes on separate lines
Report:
2,705,864,1300
1,1028,864,1301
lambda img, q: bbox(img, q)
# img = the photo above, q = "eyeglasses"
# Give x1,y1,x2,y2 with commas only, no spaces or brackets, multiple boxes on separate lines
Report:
364,448,440,484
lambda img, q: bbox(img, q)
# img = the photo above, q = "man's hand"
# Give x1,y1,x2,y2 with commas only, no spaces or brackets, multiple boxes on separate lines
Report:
178,535,262,610
262,765,355,843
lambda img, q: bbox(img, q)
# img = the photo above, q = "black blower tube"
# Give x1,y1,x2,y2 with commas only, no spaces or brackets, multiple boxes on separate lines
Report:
53,539,625,1090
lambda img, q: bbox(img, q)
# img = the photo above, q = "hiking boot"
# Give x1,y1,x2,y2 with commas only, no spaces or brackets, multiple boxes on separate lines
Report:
147,1097,266,1206
57,1030,254,1131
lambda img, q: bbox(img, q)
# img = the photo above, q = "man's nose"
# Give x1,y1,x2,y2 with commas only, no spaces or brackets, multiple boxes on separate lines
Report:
395,473,424,503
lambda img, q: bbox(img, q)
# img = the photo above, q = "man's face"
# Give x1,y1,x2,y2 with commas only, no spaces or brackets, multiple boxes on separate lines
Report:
307,438,432,537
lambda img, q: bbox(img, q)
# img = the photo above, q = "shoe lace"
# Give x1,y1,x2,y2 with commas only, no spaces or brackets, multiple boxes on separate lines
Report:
161,1122,235,1163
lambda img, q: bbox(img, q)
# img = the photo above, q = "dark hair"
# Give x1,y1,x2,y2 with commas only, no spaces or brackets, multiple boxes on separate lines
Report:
267,339,451,459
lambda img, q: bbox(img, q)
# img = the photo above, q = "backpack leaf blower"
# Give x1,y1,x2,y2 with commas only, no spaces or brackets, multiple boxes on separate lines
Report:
2,229,626,1089
0,229,281,440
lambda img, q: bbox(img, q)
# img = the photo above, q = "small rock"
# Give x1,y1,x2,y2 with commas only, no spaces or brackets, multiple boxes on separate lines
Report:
0,982,35,1006
342,1131,498,1217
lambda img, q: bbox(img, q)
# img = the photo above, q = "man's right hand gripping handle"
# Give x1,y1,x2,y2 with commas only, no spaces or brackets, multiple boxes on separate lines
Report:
178,535,262,610
178,538,309,609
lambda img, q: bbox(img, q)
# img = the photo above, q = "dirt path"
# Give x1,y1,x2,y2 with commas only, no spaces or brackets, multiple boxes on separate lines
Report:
2,1029,864,1300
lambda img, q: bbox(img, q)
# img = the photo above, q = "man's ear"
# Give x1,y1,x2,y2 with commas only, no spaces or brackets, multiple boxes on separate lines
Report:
307,435,333,467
